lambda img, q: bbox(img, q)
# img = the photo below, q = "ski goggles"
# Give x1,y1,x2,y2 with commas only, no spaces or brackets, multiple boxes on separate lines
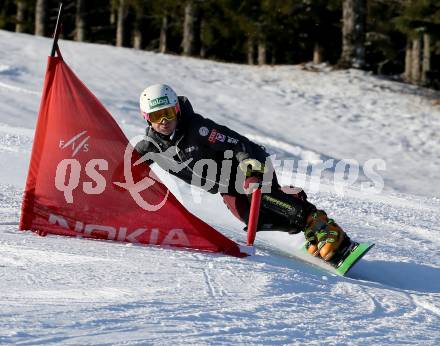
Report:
142,104,180,124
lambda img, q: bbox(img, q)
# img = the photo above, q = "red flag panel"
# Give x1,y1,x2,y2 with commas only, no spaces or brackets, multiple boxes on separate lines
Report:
20,55,247,258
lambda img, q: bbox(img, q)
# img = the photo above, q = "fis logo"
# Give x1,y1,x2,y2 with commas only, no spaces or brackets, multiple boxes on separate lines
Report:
59,130,90,157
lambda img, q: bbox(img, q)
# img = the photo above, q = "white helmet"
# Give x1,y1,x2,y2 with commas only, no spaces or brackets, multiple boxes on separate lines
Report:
139,84,179,118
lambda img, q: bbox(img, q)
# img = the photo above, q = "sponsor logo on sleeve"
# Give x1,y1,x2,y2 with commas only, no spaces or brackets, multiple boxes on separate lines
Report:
208,129,218,143
227,136,238,144
199,126,209,136
216,133,226,142
208,129,227,144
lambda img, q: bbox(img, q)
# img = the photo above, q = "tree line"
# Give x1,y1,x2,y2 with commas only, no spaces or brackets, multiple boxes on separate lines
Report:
1,0,439,88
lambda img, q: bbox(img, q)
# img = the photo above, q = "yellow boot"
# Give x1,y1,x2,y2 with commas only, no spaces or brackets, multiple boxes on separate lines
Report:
304,210,347,261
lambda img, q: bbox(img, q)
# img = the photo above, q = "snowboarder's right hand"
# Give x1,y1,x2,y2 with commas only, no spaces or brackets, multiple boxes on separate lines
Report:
238,158,266,177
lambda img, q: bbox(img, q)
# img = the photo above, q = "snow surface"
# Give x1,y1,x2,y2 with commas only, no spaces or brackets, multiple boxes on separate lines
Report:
1,30,440,345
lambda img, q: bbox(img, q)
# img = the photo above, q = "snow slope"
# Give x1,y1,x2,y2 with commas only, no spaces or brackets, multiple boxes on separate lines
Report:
1,30,440,345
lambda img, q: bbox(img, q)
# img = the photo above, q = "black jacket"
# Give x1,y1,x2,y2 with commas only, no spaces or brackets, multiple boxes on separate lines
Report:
135,96,269,194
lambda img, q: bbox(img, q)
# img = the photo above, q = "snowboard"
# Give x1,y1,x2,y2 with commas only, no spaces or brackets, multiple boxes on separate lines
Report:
304,241,375,276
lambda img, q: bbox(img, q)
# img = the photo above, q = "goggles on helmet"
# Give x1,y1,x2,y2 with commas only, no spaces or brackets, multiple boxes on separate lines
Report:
142,104,179,124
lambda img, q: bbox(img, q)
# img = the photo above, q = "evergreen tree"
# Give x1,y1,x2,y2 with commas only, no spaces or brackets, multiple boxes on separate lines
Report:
0,0,437,88
148,0,183,53
396,0,440,85
35,0,47,36
181,0,196,56
366,0,406,75
75,0,86,41
339,0,367,69
15,0,26,33
0,0,15,31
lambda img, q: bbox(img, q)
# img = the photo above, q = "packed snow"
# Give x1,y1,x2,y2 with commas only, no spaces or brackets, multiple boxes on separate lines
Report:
0,30,439,345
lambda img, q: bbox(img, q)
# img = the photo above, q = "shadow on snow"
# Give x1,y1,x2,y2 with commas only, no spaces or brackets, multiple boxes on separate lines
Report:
348,259,440,293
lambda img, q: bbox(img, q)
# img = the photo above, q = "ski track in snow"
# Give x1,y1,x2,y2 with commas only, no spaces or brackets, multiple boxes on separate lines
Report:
0,30,439,345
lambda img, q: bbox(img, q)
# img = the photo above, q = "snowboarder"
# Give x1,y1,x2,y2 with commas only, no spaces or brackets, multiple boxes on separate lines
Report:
135,84,351,262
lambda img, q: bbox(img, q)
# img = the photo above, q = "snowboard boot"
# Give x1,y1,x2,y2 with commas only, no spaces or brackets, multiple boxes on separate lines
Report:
304,210,349,261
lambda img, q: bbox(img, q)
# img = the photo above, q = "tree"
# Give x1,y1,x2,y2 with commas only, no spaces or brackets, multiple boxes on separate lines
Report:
181,0,196,56
422,32,431,84
115,0,127,47
75,0,86,41
196,0,246,61
411,33,421,83
35,0,46,36
396,0,440,85
247,37,255,65
257,40,266,65
159,14,168,53
365,0,406,75
233,0,264,65
0,0,437,87
143,0,184,53
0,0,15,31
339,0,367,68
199,15,206,57
131,0,145,49
15,0,26,33
305,0,342,64
404,40,412,81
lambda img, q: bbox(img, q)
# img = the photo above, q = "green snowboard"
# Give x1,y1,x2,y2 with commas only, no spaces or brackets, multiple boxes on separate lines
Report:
304,242,375,276
333,242,375,275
